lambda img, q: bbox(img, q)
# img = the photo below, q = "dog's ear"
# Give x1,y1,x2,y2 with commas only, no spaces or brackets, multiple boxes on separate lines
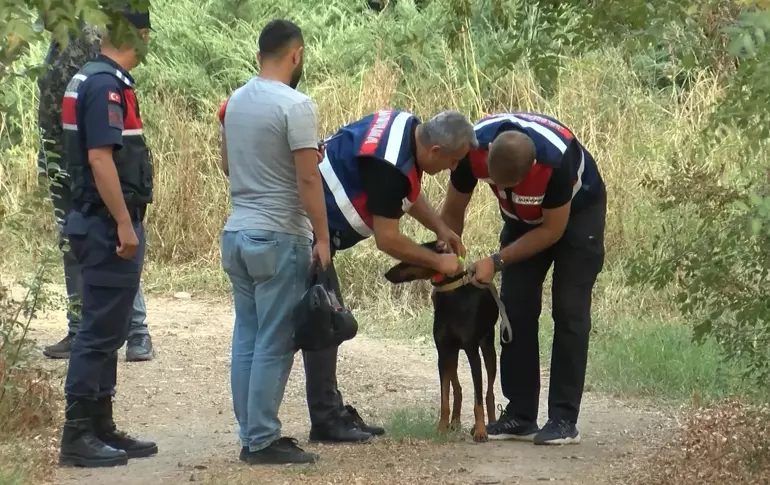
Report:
384,262,437,284
383,240,441,284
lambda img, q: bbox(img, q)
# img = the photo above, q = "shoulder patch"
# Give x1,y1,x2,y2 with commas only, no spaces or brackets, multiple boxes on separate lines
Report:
108,103,124,130
108,90,122,104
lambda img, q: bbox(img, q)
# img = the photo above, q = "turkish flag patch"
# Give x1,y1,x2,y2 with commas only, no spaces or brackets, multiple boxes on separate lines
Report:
108,91,121,104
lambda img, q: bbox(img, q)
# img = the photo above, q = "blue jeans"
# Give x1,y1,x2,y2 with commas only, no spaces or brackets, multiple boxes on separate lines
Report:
221,229,312,452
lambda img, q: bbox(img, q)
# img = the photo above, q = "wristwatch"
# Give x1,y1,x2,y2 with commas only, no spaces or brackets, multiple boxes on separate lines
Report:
491,252,505,273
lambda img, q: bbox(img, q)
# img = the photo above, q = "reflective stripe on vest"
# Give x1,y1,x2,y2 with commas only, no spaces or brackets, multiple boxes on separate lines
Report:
470,113,591,225
62,61,152,206
320,110,422,242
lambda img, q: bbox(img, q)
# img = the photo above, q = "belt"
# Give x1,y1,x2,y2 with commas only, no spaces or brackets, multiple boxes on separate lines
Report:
79,202,146,222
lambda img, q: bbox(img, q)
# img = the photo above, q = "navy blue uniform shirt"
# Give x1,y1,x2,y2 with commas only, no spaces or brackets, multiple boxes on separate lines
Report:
76,55,134,152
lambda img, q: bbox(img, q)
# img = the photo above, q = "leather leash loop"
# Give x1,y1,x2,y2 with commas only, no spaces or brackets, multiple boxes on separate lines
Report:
468,276,513,345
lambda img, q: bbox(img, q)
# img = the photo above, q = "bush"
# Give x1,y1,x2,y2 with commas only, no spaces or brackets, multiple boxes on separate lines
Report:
626,8,770,387
0,192,62,437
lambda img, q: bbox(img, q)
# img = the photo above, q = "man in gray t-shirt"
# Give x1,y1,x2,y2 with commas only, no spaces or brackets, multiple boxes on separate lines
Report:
218,19,331,466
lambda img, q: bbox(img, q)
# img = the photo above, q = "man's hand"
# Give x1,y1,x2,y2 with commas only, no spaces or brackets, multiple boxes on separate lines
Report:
435,253,463,277
408,194,466,256
312,239,332,270
116,220,139,259
437,226,465,258
470,257,495,284
316,144,326,163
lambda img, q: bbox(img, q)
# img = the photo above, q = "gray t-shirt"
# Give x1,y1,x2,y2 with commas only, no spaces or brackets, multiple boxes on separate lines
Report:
221,77,319,239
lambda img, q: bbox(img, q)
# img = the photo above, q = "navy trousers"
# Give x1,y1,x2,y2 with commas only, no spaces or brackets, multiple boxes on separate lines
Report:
62,209,145,399
50,177,150,337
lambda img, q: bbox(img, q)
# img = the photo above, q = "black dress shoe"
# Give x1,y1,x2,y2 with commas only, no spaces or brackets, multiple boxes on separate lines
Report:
309,418,372,443
239,438,318,465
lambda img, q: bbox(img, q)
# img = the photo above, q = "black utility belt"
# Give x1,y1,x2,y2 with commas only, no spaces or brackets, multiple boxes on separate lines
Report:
78,203,147,223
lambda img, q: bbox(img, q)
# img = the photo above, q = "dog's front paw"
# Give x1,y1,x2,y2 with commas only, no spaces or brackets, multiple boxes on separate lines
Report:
472,424,489,443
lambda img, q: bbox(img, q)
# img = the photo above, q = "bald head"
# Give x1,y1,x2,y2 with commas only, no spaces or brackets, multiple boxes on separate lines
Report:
487,131,536,187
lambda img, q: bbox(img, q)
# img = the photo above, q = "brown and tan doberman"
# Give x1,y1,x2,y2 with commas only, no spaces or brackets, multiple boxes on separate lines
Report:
384,241,503,442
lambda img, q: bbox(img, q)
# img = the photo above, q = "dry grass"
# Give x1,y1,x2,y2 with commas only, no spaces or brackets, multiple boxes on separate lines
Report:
628,400,770,485
0,356,59,436
0,351,60,485
0,281,60,440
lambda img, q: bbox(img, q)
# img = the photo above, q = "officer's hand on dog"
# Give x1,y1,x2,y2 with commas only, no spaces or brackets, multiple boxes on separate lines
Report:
312,239,332,270
435,254,463,277
116,221,140,260
470,257,495,285
437,227,466,259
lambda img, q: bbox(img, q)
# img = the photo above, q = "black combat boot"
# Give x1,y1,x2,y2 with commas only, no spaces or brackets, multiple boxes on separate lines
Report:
59,399,128,468
93,397,158,459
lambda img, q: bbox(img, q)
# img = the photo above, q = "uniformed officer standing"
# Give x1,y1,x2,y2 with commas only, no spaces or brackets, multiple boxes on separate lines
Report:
36,21,155,363
58,7,158,468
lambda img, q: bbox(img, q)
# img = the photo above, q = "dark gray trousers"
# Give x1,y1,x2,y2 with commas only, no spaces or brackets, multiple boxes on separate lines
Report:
301,249,347,426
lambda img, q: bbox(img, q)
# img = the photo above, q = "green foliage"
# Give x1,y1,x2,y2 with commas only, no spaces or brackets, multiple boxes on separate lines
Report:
384,406,464,442
0,0,151,115
0,190,61,435
627,8,770,388
586,318,762,403
716,9,770,145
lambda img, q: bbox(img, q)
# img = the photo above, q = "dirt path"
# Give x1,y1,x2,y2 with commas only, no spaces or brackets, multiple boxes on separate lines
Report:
26,295,671,485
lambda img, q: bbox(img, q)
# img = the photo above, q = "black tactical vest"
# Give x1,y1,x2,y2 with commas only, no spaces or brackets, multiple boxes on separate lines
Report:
62,61,153,207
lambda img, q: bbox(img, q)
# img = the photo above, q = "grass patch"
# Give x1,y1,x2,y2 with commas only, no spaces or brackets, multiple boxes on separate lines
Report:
586,318,761,404
383,406,463,442
358,285,761,406
0,442,56,485
0,466,26,485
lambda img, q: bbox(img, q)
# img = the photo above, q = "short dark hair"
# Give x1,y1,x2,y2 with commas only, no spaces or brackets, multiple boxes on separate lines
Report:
487,131,536,185
258,19,303,59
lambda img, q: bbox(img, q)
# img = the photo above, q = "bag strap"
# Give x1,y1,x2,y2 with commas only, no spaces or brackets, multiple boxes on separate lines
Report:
308,262,332,288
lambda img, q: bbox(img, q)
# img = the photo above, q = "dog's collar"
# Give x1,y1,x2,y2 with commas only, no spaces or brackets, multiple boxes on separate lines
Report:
431,273,474,292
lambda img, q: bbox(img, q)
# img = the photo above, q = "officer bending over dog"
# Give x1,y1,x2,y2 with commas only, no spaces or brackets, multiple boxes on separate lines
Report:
443,112,606,446
301,108,477,443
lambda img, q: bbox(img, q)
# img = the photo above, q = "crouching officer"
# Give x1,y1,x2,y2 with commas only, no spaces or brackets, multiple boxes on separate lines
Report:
58,7,158,468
